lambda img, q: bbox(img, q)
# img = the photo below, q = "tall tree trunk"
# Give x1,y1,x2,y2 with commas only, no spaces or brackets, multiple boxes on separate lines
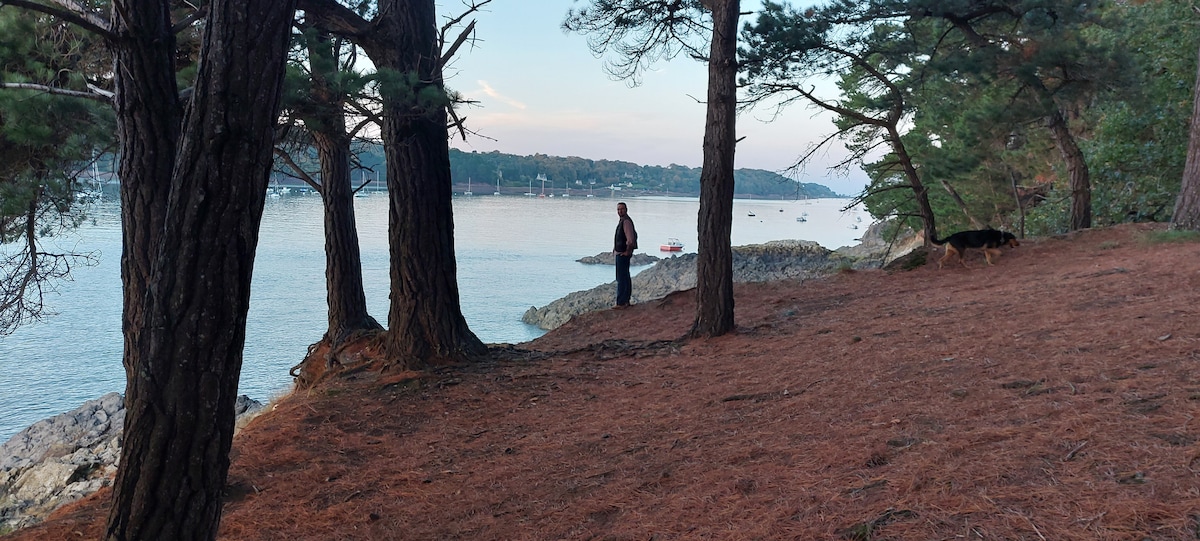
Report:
105,1,296,539
307,33,381,345
888,126,939,245
691,0,739,338
369,0,486,367
1046,109,1091,230
314,128,382,344
108,0,178,392
1011,169,1027,238
1173,42,1200,231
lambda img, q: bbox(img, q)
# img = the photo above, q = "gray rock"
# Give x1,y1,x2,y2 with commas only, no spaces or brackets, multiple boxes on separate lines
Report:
235,394,267,432
524,241,847,331
0,392,124,472
524,228,920,332
836,221,923,266
577,252,661,266
1,393,266,532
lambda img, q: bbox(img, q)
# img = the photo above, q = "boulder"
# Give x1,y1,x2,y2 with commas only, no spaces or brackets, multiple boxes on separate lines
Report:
836,221,924,265
0,393,124,473
1,393,266,532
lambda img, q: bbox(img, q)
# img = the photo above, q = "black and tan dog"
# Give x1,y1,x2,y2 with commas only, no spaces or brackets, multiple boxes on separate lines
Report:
931,229,1020,269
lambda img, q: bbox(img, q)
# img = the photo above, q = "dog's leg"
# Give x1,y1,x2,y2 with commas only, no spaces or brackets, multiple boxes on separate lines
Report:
984,248,1001,265
938,246,958,269
951,246,967,268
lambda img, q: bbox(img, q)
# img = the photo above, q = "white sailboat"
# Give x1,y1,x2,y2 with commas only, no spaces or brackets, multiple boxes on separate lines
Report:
464,177,473,196
81,159,104,200
354,170,369,198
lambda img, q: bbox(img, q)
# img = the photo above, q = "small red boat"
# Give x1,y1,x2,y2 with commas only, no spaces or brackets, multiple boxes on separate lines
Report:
660,238,684,252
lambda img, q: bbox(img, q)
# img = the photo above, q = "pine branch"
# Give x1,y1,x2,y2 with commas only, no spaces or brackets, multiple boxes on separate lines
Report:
0,82,112,103
296,0,371,37
0,0,114,39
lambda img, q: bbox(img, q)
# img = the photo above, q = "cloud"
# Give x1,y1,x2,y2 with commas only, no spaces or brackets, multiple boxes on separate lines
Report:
476,81,526,110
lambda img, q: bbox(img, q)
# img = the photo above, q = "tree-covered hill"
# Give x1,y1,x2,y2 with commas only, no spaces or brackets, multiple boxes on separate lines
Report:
444,149,840,199
351,146,840,199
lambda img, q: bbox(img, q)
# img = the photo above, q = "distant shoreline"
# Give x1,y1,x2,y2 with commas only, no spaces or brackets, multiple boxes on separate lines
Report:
446,189,850,200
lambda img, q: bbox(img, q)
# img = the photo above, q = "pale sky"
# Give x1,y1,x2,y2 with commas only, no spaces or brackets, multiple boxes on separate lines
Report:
441,0,871,195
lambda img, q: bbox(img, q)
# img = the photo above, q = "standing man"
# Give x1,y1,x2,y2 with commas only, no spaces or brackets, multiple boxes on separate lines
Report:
613,201,638,309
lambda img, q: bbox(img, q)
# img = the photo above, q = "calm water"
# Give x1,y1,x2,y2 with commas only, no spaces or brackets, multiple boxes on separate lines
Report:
0,193,868,441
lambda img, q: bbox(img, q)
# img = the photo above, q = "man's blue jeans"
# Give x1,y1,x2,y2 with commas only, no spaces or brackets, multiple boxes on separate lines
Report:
615,253,632,305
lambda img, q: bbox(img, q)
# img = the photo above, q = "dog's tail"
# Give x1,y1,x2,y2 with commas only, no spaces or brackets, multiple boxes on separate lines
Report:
929,233,947,246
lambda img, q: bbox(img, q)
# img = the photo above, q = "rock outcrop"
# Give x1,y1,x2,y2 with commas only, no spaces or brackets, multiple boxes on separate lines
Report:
0,393,265,532
523,223,920,331
524,240,848,331
837,220,924,266
576,252,662,266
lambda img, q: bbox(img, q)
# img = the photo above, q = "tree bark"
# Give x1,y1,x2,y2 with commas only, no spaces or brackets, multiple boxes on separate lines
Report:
105,1,296,539
108,0,178,393
315,129,382,343
367,0,486,366
306,33,382,344
1046,108,1092,230
887,126,939,245
690,0,739,338
1011,169,1027,238
1173,42,1200,231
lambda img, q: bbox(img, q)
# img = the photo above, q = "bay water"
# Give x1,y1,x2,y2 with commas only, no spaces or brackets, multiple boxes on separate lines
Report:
0,193,868,441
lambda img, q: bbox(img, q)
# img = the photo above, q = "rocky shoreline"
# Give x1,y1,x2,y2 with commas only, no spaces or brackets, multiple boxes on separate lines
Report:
0,393,265,533
524,222,921,330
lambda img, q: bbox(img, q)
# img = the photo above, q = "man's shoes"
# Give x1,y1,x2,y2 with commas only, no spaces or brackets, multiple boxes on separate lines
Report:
612,304,629,310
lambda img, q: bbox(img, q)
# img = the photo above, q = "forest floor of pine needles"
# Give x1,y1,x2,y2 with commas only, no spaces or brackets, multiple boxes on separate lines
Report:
8,222,1200,540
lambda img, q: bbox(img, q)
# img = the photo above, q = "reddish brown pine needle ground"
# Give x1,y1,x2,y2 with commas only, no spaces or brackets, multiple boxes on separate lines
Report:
8,223,1200,540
